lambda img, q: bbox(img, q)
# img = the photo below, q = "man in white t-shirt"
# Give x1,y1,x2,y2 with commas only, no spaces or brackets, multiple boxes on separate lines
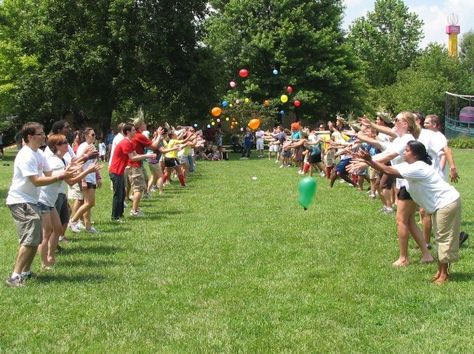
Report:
255,128,265,157
5,122,72,287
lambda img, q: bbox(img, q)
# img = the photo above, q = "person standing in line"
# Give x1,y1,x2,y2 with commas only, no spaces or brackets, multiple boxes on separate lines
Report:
255,127,265,158
5,122,74,287
109,124,156,221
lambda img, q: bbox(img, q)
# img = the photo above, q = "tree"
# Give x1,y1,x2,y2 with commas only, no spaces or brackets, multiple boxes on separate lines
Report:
459,31,474,94
0,0,217,133
203,0,367,123
347,0,423,87
389,44,462,118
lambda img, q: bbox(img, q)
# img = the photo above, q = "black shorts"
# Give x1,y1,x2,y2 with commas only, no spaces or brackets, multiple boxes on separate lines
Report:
55,193,70,224
397,186,412,200
164,157,180,168
309,154,322,164
86,182,97,189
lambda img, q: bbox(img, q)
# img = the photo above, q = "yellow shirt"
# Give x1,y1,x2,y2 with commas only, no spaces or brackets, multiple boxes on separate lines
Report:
164,139,183,158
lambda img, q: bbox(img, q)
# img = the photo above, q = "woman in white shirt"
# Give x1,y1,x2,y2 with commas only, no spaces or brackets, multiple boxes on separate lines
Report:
357,112,434,267
39,134,101,268
357,140,461,284
69,128,102,233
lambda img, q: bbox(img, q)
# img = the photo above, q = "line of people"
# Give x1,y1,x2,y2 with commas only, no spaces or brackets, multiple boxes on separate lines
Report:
4,117,204,287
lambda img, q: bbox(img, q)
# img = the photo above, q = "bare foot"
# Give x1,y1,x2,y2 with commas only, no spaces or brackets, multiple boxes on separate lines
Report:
420,256,434,264
433,275,449,284
392,259,409,267
431,271,441,282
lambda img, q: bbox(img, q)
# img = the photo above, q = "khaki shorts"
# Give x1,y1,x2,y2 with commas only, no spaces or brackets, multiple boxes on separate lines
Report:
68,183,83,201
9,203,42,246
129,166,147,193
434,198,461,264
368,167,378,180
148,162,162,176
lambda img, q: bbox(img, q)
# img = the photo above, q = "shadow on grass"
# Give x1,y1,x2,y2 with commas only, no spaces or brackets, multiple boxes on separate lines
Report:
58,258,120,268
35,273,107,284
60,245,123,256
452,272,474,282
461,221,473,228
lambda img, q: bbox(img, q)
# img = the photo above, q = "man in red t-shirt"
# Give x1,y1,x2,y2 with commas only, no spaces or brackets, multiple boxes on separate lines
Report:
128,119,162,217
109,123,156,221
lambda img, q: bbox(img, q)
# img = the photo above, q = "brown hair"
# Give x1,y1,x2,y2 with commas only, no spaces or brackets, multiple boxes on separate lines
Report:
21,122,43,143
425,114,440,127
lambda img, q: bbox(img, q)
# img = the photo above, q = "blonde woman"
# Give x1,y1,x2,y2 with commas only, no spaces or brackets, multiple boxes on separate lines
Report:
69,128,101,233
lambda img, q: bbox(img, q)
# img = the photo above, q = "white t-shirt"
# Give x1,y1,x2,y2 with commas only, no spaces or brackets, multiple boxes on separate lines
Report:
99,142,107,156
109,133,124,166
6,145,51,205
255,130,265,141
77,142,96,184
417,129,447,178
39,155,65,207
385,133,415,189
395,161,460,214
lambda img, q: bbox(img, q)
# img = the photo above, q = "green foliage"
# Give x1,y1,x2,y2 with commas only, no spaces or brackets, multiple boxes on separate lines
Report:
0,0,217,132
204,0,367,121
448,135,474,149
387,44,462,117
347,0,423,87
459,31,474,94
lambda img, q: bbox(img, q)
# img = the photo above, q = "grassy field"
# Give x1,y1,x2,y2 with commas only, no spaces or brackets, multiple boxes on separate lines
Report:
0,149,472,353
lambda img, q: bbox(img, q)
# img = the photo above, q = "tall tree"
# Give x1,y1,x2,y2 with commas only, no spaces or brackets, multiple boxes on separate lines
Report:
0,0,216,132
389,44,461,118
203,0,367,122
347,0,423,87
458,31,474,94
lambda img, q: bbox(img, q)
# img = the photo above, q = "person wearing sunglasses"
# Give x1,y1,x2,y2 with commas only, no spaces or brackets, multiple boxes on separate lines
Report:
69,127,101,233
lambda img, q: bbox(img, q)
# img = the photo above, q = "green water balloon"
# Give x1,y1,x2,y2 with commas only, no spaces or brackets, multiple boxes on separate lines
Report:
298,177,317,210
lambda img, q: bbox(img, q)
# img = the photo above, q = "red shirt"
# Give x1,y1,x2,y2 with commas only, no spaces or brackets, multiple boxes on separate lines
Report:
109,138,134,175
128,131,152,168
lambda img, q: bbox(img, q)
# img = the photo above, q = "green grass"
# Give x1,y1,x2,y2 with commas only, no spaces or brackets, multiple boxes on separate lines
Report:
0,149,473,353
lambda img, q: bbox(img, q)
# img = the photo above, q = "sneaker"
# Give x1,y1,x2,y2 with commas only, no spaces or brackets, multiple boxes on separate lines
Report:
85,226,99,234
382,207,394,214
369,193,376,199
130,209,144,217
69,221,81,233
279,165,284,168
460,231,469,246
319,171,326,177
5,276,24,288
76,220,86,230
59,236,71,243
123,201,128,208
143,192,150,199
112,218,125,223
20,271,36,281
298,170,304,175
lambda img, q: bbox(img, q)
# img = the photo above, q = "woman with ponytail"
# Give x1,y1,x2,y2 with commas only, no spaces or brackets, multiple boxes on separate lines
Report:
357,112,433,267
355,140,462,284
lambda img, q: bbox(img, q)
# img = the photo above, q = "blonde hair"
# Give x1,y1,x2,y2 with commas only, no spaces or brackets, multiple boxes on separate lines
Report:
398,111,420,139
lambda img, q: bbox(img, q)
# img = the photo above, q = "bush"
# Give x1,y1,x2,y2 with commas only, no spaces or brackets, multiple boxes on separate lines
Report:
448,135,474,149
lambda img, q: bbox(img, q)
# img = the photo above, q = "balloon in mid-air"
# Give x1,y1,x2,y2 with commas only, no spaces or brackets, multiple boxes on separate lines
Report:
298,177,317,210
244,98,250,104
272,69,279,75
287,86,293,94
239,69,249,78
264,99,270,107
248,118,261,130
294,100,301,107
211,107,222,117
280,95,288,103
222,100,229,107
230,81,237,88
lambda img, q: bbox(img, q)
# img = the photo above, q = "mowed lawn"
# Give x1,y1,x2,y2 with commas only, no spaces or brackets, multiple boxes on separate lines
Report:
0,149,473,353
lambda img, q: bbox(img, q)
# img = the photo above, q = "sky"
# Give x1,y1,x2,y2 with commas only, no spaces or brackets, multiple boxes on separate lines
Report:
342,0,474,48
